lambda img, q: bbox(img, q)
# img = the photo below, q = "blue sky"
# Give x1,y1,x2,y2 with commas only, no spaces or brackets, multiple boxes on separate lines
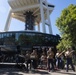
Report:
0,0,76,35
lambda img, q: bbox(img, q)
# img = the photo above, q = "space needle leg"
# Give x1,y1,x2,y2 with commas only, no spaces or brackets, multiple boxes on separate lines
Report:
4,9,12,31
45,0,52,34
40,0,46,33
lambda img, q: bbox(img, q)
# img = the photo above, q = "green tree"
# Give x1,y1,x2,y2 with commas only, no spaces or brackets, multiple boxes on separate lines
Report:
56,4,76,50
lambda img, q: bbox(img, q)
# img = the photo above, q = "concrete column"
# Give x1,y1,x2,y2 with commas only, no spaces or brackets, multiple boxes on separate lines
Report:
45,0,52,34
40,0,46,33
4,9,12,31
38,24,40,32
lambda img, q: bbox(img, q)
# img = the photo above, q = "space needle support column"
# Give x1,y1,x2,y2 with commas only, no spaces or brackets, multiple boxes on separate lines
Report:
40,0,46,33
4,9,12,31
38,24,40,32
45,0,52,34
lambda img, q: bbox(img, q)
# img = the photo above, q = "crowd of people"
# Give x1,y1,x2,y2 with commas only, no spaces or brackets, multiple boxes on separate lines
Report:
0,47,75,72
23,47,75,72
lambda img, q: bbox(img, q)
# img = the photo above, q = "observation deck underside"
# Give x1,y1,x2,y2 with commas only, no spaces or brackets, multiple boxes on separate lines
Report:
8,0,54,24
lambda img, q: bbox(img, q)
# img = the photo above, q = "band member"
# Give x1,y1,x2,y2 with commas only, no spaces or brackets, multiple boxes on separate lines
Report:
25,51,31,71
47,47,54,72
40,52,47,69
65,48,75,72
55,50,65,69
30,50,38,69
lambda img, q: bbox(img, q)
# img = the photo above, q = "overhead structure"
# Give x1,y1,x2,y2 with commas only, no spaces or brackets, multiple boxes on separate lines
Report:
4,0,54,34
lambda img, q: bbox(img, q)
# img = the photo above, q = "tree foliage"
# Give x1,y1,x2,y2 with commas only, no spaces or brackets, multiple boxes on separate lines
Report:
56,4,76,50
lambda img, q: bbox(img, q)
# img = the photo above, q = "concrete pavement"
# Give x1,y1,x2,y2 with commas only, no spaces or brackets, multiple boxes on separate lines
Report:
0,63,76,75
0,68,76,75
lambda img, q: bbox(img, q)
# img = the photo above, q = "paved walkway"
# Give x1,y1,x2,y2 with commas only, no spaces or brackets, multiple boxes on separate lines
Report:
0,68,76,75
0,63,76,75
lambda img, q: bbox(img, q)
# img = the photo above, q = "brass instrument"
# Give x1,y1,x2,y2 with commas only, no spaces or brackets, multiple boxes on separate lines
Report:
68,50,74,55
65,50,74,57
57,50,65,57
47,51,54,59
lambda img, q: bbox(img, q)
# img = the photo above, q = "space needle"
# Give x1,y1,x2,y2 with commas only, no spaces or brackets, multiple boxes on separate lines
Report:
4,0,54,34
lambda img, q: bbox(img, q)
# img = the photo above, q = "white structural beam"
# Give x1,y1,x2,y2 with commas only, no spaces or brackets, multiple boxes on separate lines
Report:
40,0,46,33
38,24,40,32
4,9,12,31
8,0,15,1
43,5,54,10
33,8,39,15
45,0,52,34
11,4,39,12
12,14,25,22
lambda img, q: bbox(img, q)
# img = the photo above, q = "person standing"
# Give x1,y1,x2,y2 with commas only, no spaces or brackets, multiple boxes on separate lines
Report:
25,51,31,71
47,47,54,72
30,50,38,69
65,48,75,72
40,52,47,69
55,50,65,69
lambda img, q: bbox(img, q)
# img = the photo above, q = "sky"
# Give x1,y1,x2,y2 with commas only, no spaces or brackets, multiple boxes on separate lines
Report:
0,0,76,35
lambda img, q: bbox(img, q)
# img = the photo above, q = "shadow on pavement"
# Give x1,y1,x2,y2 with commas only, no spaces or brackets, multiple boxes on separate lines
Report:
0,68,23,75
0,68,51,75
30,69,50,75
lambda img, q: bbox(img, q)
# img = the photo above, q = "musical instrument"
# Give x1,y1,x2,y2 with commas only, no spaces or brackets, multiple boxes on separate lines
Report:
65,50,74,57
30,53,38,59
30,55,36,59
57,50,65,57
47,51,54,59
